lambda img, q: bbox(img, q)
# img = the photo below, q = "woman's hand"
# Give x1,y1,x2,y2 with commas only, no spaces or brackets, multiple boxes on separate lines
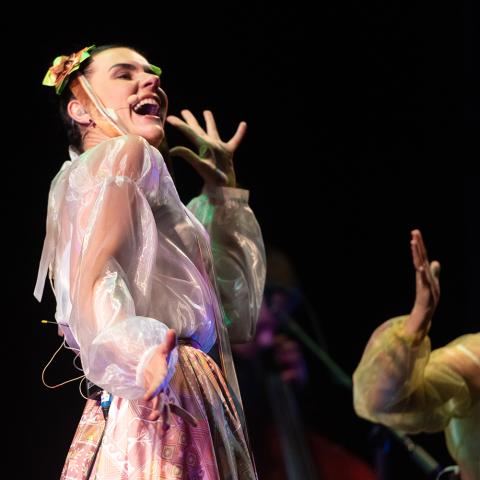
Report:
166,110,247,188
405,229,441,340
142,329,176,421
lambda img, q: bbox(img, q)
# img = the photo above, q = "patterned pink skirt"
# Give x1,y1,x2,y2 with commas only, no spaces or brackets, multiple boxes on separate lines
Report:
61,345,256,479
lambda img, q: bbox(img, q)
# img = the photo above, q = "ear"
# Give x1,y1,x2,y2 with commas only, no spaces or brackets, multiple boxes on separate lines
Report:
67,99,91,126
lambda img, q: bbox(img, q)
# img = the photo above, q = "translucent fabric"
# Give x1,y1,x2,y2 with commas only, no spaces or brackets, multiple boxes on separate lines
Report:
188,186,265,343
353,316,479,479
34,135,266,400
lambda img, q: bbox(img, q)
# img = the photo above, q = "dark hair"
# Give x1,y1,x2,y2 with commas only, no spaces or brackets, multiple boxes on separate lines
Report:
58,44,139,151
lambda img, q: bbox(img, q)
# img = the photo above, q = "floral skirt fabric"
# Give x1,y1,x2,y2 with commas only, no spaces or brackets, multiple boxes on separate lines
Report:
61,345,256,480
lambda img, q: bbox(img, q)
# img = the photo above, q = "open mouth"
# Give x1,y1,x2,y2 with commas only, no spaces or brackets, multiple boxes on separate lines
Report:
132,97,161,117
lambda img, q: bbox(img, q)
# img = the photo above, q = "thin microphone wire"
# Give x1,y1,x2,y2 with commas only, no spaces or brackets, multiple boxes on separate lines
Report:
41,338,85,389
78,376,90,401
72,353,83,372
41,321,100,402
40,321,86,390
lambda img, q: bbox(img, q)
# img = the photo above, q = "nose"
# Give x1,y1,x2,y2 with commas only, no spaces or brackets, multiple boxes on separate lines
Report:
140,72,160,91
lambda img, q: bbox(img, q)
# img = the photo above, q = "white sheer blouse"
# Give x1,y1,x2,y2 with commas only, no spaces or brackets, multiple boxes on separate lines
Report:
35,135,266,400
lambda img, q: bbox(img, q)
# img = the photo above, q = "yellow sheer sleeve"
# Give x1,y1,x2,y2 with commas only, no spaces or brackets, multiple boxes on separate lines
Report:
353,316,478,433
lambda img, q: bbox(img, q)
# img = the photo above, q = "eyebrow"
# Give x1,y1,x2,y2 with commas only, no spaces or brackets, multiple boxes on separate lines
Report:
109,63,155,74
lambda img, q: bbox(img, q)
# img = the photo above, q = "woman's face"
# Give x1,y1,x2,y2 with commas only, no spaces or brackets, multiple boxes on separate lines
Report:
87,48,167,147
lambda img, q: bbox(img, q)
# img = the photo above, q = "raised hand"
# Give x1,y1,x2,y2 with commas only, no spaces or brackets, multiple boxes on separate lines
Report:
166,110,247,188
405,230,441,340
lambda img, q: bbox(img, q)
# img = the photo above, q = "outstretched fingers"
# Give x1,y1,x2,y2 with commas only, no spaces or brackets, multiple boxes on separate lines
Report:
410,229,427,271
180,109,203,132
169,146,207,175
430,260,441,279
203,110,220,139
142,330,177,403
166,115,202,144
226,121,247,151
429,260,441,300
146,395,161,421
410,229,441,304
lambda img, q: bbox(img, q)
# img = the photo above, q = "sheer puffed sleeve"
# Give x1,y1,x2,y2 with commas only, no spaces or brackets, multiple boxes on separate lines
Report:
63,135,178,399
353,316,479,433
188,186,266,343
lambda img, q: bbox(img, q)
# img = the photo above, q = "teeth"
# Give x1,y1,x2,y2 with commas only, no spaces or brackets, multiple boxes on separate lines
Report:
133,98,160,115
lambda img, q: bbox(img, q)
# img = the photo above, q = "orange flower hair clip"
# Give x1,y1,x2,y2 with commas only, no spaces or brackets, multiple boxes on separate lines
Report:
42,45,96,94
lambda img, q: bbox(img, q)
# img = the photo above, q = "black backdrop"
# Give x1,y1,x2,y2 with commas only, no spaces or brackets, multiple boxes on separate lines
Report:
5,3,475,478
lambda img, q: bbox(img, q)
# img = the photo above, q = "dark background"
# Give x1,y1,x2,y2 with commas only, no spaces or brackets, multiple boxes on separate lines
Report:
8,3,474,478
